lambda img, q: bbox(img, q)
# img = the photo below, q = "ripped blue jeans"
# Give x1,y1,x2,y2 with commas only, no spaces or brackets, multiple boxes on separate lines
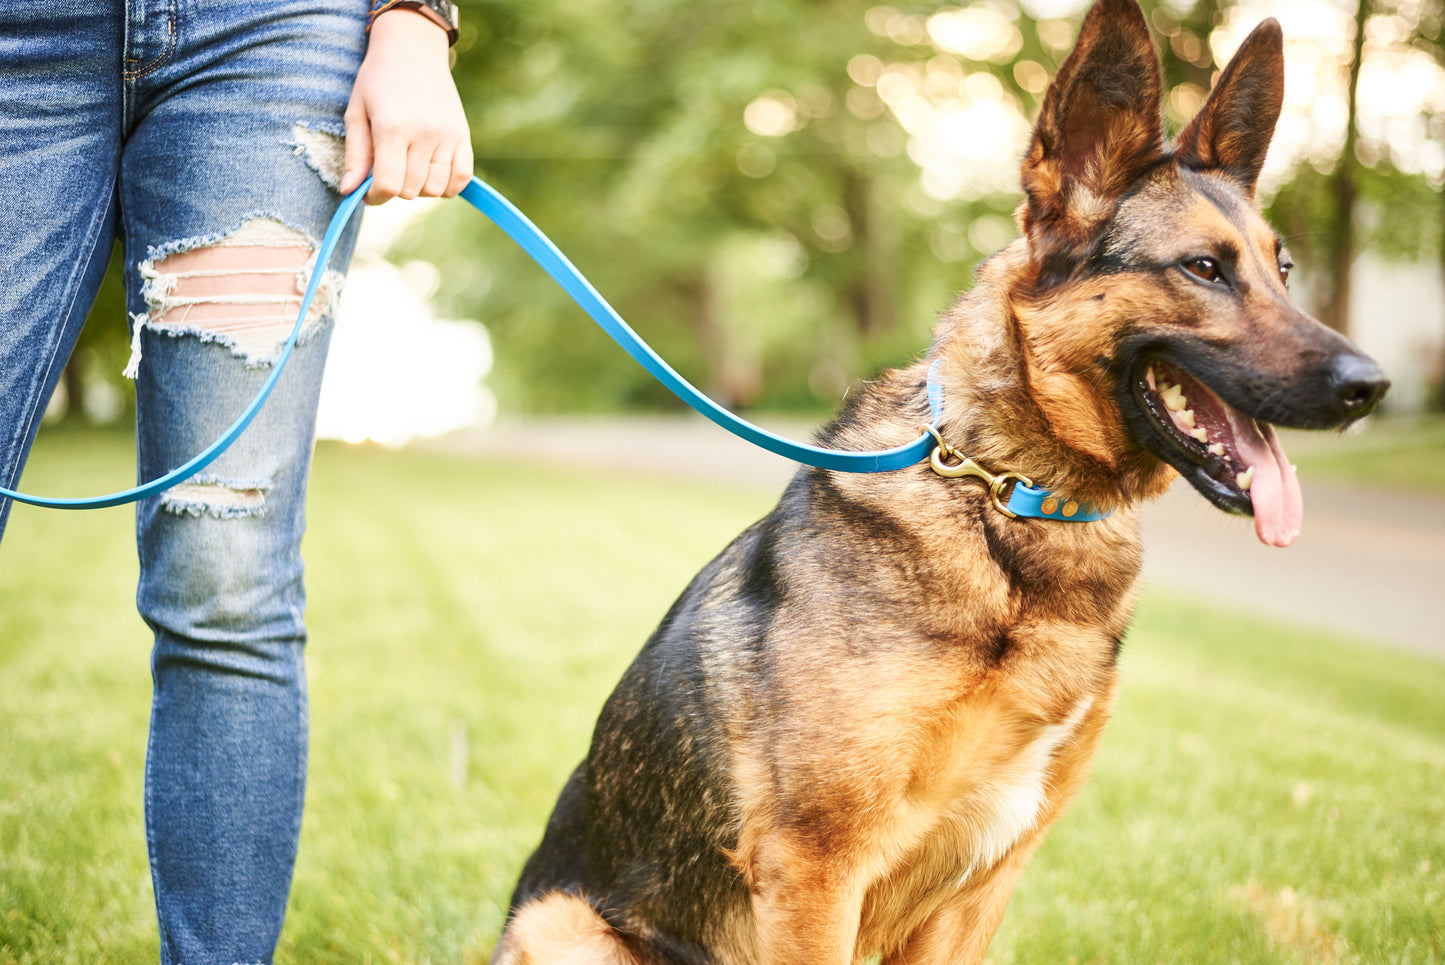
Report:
0,2,366,962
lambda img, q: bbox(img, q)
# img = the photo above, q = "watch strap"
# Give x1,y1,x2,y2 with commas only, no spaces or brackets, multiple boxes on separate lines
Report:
368,0,459,46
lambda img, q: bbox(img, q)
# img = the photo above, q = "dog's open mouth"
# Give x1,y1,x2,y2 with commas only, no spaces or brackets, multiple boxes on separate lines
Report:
1135,359,1302,547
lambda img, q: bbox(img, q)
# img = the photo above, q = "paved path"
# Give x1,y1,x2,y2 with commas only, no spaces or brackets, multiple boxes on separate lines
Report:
1137,481,1443,660
431,416,1444,661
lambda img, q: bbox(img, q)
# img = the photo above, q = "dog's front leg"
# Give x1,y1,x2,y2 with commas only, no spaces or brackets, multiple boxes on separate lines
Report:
873,854,1029,965
879,842,1039,965
743,828,865,965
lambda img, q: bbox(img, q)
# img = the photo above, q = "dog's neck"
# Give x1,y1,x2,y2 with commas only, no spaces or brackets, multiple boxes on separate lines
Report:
928,242,1173,512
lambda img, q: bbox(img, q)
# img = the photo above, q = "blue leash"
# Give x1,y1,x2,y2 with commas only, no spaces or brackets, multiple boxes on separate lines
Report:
4,175,1105,520
457,177,934,474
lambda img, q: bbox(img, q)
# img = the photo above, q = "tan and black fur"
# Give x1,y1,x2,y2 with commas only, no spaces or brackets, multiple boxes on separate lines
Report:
493,2,1388,962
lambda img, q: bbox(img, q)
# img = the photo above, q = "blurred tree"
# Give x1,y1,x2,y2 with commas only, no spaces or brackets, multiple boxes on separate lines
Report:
415,0,940,414
26,0,1428,425
1403,0,1445,405
52,245,133,426
30,0,1445,421
1321,0,1373,336
1266,0,1445,339
1147,0,1225,129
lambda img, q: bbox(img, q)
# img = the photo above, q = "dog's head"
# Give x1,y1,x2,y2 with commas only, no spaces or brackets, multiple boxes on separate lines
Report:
1008,0,1387,546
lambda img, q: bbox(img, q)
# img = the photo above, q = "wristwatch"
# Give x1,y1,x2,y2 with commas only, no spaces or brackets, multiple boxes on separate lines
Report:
368,0,460,47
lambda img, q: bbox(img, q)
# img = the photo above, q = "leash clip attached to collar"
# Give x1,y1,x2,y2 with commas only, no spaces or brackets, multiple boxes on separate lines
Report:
922,425,1031,519
922,362,1112,522
924,428,1109,521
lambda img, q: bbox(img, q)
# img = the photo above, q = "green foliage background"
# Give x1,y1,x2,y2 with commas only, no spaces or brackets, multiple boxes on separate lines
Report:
404,0,1443,415
59,0,1445,421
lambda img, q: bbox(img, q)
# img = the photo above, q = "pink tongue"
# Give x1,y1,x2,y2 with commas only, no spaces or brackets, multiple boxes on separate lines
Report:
1226,410,1302,547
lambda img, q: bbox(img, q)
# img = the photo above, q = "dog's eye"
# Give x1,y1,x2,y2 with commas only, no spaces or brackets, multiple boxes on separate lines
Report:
1279,260,1293,286
1183,257,1223,284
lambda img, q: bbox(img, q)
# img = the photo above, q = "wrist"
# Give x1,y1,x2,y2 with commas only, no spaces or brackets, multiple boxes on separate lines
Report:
367,0,458,46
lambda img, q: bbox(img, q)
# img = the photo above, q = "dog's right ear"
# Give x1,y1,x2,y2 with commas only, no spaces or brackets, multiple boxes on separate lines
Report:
1020,0,1164,285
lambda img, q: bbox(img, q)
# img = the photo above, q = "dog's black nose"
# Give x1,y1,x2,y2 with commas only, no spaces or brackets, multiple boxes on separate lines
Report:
1329,352,1389,418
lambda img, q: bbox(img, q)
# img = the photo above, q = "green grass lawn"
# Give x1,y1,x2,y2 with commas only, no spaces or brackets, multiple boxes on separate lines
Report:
1285,414,1445,496
2,430,1442,964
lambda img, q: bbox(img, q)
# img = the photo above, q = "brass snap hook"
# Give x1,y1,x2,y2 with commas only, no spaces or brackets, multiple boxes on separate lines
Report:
929,448,993,485
987,471,1033,519
924,426,1033,519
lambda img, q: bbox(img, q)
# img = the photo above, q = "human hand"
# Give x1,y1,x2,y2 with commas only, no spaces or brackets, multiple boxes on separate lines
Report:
339,9,473,205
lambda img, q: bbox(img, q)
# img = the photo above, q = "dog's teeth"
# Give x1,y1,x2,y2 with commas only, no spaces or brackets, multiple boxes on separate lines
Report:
1237,467,1255,491
1190,426,1209,442
1179,408,1196,428
1146,366,1158,391
1161,383,1187,411
1208,443,1226,457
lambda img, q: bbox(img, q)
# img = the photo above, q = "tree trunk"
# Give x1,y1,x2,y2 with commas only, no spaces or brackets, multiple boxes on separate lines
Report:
690,271,759,409
845,172,895,338
1436,188,1445,410
61,358,86,424
1320,0,1371,335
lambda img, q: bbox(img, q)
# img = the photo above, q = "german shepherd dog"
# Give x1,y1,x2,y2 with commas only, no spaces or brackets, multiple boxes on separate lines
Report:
493,0,1388,961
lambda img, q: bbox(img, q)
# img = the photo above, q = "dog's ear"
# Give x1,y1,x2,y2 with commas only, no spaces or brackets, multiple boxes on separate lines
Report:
1021,0,1164,285
1173,19,1285,196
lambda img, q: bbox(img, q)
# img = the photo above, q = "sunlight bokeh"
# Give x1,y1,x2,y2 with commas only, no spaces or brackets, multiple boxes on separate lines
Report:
862,0,1443,201
317,200,495,448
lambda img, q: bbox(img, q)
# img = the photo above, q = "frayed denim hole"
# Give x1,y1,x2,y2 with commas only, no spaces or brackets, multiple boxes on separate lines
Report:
158,477,272,519
125,218,344,375
289,123,346,191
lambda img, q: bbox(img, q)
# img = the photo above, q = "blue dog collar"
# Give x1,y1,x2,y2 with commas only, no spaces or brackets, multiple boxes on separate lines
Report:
1004,482,1112,521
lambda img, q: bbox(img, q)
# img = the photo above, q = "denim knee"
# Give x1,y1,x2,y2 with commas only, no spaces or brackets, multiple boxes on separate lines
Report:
134,326,333,663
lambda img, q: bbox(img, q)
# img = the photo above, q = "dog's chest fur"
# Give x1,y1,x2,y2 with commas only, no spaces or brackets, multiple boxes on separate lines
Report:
944,693,1097,881
720,455,1141,943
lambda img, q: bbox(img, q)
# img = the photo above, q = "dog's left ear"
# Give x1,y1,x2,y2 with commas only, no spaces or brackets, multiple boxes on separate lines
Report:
1173,19,1285,196
1021,0,1164,284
